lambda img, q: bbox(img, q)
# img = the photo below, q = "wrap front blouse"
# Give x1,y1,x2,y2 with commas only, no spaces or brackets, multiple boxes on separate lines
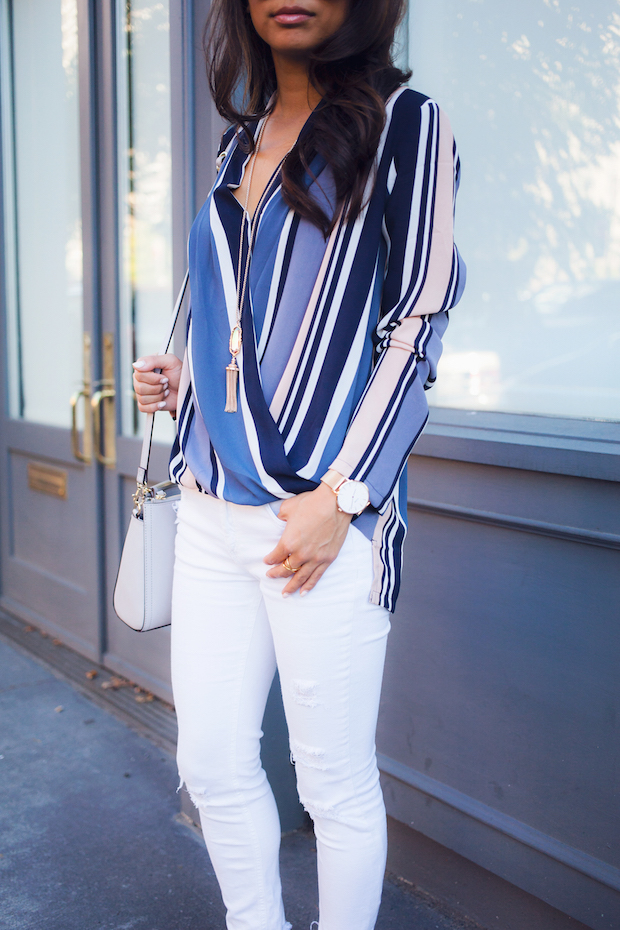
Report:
170,87,466,611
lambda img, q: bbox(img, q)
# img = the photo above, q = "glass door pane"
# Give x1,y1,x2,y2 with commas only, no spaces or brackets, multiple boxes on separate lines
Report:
1,0,83,427
117,0,174,443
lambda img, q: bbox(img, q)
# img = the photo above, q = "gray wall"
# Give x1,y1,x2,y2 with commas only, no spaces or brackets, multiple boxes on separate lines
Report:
377,409,620,929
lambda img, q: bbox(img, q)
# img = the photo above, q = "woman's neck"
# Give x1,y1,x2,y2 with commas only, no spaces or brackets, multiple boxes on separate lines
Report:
270,50,322,123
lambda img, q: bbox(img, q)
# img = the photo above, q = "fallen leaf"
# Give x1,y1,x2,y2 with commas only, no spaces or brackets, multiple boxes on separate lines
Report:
135,693,154,703
85,670,98,680
24,626,34,633
55,706,64,713
52,639,62,646
101,676,130,690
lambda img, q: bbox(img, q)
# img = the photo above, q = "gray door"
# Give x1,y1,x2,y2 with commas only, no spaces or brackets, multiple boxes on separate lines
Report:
0,0,181,689
0,0,103,661
94,0,181,701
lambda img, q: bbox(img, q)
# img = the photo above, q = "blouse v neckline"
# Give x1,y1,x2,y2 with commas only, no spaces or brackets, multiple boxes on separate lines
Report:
225,106,319,223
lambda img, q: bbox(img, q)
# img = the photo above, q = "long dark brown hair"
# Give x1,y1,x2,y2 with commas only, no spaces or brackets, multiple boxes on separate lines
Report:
204,0,410,235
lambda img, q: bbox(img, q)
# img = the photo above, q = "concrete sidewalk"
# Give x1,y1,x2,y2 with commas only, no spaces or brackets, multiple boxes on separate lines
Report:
0,633,484,930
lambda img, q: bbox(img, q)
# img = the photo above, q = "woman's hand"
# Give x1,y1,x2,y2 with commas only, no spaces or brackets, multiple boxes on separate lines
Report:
264,483,353,597
132,354,183,415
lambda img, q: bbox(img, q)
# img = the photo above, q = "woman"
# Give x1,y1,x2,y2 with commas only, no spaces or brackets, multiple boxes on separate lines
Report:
133,1,465,928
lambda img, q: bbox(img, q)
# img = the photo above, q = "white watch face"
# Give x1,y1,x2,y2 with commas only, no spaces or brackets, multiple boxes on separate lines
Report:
337,479,369,514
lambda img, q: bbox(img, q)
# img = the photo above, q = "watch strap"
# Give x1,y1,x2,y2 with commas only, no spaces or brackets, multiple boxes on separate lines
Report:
320,469,349,495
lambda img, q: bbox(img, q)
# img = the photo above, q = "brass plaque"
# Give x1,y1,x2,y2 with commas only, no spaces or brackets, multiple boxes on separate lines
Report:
28,462,67,499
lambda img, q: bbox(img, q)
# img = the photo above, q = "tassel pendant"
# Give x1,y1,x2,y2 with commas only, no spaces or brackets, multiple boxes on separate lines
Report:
225,325,242,413
225,358,239,412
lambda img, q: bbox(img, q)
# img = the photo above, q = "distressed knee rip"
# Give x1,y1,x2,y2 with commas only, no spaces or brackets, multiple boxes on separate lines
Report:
299,797,340,822
177,777,210,811
290,738,326,771
290,742,347,822
291,678,320,709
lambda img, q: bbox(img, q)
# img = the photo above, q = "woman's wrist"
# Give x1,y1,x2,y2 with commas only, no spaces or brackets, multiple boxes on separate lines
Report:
312,481,353,519
319,469,370,515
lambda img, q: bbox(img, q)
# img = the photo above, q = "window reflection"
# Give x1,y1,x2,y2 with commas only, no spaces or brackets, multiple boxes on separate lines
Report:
1,0,83,427
410,1,620,420
117,0,173,440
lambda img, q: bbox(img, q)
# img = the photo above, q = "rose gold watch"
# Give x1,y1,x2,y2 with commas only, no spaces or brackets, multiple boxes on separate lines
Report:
320,469,370,516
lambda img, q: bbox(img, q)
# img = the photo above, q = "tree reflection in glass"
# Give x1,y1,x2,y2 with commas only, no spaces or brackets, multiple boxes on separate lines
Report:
410,0,620,420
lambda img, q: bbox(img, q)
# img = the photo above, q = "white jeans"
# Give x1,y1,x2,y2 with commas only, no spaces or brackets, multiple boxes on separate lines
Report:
171,489,391,930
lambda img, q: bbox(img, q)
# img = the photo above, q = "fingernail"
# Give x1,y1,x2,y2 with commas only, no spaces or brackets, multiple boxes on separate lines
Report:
282,592,290,599
300,590,308,597
133,360,145,368
157,401,166,409
160,377,169,385
164,389,170,397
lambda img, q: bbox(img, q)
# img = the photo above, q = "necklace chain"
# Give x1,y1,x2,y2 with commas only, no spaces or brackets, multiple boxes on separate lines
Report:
224,113,292,412
234,116,270,336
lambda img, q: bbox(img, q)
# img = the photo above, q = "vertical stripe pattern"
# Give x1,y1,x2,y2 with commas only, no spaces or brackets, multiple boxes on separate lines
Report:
169,88,466,611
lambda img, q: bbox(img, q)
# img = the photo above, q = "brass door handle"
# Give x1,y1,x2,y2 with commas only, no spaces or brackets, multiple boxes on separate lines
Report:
91,386,117,467
70,388,92,464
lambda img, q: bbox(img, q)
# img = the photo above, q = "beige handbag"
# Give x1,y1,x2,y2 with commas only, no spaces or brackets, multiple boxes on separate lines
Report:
113,272,188,631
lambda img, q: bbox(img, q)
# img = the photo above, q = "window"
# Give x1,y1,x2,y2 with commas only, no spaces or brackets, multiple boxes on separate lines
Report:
409,0,620,422
117,0,173,441
1,0,83,427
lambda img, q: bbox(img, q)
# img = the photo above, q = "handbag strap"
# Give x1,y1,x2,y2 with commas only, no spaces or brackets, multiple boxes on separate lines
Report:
136,270,190,487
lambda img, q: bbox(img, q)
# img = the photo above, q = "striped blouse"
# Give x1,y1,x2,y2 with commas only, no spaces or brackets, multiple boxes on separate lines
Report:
169,86,466,611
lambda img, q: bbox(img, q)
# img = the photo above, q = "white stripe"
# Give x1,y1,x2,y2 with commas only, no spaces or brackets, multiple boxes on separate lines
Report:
377,502,394,602
382,498,403,604
210,449,223,497
255,181,284,238
398,102,435,303
209,193,242,335
274,91,406,434
214,137,239,190
185,324,215,491
278,90,406,437
238,360,293,499
257,209,295,358
375,100,437,339
169,386,193,476
354,355,419,479
187,314,224,494
387,157,397,194
399,102,440,315
277,216,349,430
267,207,345,423
281,213,367,449
296,258,380,478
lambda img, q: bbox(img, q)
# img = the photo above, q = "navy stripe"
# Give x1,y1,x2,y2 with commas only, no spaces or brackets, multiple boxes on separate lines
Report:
170,88,466,611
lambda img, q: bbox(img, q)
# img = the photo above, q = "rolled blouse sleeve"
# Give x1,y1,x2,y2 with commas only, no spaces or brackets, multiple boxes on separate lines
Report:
329,100,466,511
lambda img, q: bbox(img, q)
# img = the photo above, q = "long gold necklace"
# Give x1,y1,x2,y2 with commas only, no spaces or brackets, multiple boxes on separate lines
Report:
225,116,273,413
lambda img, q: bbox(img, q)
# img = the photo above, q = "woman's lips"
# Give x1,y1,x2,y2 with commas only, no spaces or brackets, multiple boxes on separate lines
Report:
272,6,315,25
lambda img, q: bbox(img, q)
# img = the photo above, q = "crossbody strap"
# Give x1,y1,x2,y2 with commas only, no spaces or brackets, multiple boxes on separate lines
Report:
136,270,190,487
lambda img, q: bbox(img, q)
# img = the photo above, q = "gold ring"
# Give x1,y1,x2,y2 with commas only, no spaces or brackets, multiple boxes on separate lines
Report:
283,556,300,573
